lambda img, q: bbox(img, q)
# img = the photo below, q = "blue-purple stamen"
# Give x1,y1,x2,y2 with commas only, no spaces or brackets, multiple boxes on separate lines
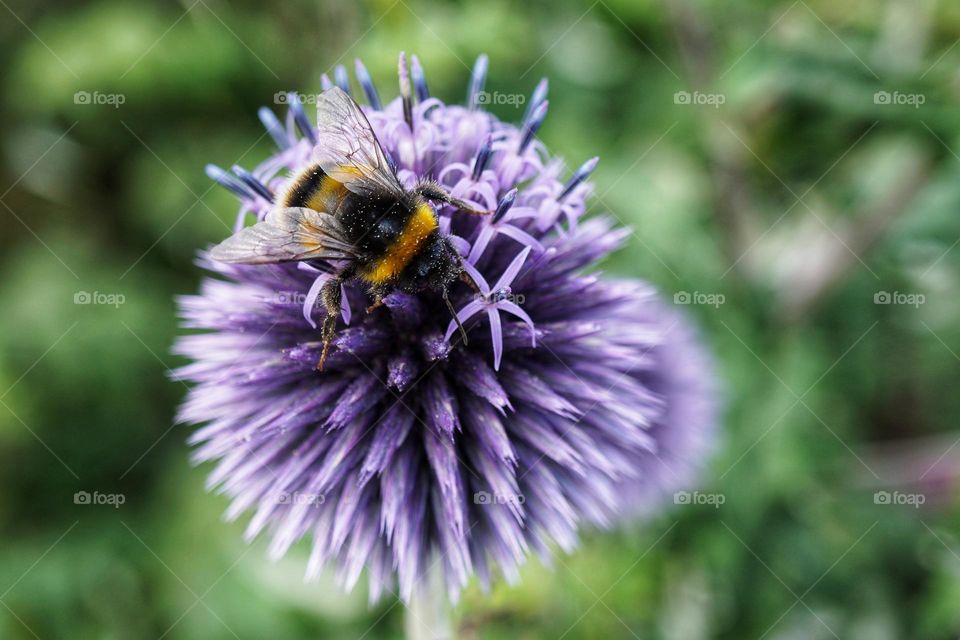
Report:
398,52,413,130
384,149,399,175
205,164,252,199
334,65,351,94
257,107,289,149
231,165,273,202
354,59,382,110
287,93,317,145
320,73,333,91
411,54,429,102
492,188,518,223
559,156,599,201
472,134,493,181
467,54,489,110
522,78,548,125
519,100,548,152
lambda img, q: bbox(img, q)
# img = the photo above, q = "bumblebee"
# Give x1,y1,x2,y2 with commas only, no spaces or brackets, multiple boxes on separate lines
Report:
210,87,488,369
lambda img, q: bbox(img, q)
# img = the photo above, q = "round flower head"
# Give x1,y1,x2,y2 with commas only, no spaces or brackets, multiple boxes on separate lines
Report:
175,54,717,603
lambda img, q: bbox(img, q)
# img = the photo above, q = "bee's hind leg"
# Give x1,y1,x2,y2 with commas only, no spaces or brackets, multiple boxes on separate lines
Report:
414,179,491,216
317,266,355,371
365,283,390,314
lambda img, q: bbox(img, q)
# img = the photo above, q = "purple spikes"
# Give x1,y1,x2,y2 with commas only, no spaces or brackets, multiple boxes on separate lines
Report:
230,165,273,202
472,134,493,181
354,58,382,110
334,65,351,94
411,54,430,102
205,164,251,199
467,54,489,110
492,187,517,223
559,156,599,201
519,100,548,153
257,106,289,149
286,93,317,145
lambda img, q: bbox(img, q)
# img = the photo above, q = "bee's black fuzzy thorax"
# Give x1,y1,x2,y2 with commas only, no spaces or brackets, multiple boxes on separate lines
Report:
395,233,462,294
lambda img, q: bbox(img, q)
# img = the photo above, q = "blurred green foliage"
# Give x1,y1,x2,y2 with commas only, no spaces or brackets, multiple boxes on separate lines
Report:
2,0,960,638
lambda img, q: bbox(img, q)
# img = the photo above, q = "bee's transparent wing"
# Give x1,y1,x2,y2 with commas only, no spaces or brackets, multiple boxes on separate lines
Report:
209,207,357,264
313,87,405,199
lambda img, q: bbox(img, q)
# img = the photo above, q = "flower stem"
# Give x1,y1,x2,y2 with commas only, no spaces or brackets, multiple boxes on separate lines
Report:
405,566,454,640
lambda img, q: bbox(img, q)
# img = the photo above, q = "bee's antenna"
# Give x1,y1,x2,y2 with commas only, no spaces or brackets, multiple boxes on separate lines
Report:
443,288,469,346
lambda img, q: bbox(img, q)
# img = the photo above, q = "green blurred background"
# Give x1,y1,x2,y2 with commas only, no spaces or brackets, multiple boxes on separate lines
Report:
3,0,960,637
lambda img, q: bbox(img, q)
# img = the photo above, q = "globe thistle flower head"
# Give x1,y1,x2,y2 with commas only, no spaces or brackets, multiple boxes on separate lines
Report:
176,54,717,603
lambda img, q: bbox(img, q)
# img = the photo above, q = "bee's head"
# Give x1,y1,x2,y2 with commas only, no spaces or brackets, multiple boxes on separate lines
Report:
398,233,462,294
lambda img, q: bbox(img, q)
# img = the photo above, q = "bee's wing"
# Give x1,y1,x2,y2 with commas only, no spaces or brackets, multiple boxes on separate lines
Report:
209,207,358,264
313,87,405,199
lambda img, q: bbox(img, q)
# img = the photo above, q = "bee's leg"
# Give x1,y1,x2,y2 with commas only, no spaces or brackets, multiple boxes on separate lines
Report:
365,283,389,314
460,268,482,293
414,179,491,216
317,266,355,371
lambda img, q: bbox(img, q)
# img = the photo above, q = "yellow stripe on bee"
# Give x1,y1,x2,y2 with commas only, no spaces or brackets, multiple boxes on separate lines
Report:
305,175,348,212
363,203,438,284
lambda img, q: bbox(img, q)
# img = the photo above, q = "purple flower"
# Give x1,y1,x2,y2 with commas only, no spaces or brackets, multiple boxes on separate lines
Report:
174,54,717,603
